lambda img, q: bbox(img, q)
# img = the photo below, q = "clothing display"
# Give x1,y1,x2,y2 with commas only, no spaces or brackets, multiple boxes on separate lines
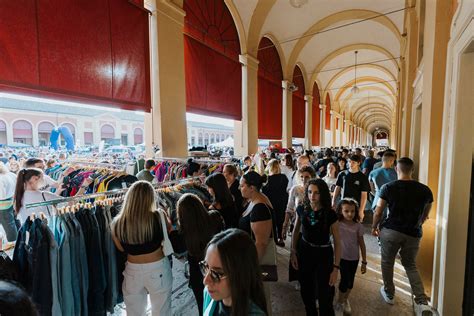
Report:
46,162,138,197
152,158,229,183
12,202,121,316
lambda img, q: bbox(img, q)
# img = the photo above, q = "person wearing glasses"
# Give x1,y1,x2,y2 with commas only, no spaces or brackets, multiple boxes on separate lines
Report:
201,228,267,315
290,179,341,315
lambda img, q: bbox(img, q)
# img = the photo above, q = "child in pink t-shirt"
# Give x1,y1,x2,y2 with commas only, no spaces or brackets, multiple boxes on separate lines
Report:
334,198,367,315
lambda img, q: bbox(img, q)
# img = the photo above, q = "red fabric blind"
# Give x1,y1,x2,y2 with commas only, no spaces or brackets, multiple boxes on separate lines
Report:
312,82,321,146
183,0,242,120
325,94,331,130
0,0,150,112
257,37,283,139
292,66,305,138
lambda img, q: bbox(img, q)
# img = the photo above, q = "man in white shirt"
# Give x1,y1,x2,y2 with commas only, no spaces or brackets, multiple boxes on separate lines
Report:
0,163,19,245
24,158,62,192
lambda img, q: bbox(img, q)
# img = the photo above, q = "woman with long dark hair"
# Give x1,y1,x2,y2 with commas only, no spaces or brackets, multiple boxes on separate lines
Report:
222,164,244,216
290,179,341,315
202,228,267,315
14,168,66,223
176,193,224,315
205,173,238,229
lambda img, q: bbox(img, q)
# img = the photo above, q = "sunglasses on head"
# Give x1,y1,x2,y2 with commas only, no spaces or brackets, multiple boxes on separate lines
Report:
199,260,227,283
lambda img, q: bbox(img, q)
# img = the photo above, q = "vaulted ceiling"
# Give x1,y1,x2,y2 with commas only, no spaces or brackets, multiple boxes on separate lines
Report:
228,0,405,135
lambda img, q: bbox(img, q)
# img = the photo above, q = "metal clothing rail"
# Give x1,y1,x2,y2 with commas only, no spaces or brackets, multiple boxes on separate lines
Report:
65,159,125,169
26,176,205,209
154,156,233,164
25,187,129,209
153,176,203,189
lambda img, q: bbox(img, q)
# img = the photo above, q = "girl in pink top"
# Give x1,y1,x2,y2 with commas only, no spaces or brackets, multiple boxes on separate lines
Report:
334,198,367,315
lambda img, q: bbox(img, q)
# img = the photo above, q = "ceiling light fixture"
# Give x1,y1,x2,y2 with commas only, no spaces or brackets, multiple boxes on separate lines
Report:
290,0,308,8
351,50,360,95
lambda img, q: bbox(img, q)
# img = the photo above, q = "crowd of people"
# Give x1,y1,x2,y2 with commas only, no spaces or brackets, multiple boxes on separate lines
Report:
0,146,435,316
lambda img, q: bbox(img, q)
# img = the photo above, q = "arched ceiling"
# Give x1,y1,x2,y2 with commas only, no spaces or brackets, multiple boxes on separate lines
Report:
230,0,405,134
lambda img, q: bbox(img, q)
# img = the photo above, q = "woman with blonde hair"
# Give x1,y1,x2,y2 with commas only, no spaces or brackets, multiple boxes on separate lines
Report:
111,181,173,316
263,159,289,246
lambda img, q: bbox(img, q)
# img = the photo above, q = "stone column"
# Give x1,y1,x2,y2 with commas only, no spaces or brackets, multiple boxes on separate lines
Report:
234,54,259,156
31,123,38,147
76,119,85,147
148,0,188,158
330,111,336,148
6,122,14,145
281,80,293,149
320,104,326,147
304,95,313,149
339,116,344,146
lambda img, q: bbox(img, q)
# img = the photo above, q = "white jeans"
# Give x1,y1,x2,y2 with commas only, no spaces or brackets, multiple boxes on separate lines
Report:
123,258,173,316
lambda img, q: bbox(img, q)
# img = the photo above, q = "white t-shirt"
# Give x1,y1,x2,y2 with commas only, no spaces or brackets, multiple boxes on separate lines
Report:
0,172,17,199
18,190,59,224
286,184,305,214
323,175,338,193
39,174,58,192
281,165,295,192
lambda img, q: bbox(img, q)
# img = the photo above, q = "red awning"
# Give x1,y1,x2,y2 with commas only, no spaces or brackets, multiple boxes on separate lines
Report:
0,0,151,112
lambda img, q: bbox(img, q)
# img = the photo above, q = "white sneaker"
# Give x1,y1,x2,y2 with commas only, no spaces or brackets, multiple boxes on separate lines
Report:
414,301,432,315
334,303,344,316
380,286,394,305
343,300,352,314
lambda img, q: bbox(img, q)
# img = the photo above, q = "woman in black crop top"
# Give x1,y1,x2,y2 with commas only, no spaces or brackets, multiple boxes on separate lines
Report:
111,181,173,316
238,171,274,260
290,179,341,316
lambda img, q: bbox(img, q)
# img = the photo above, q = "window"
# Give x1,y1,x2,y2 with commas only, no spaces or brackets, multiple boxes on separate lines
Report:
101,124,115,141
121,134,128,146
210,133,215,144
13,120,33,145
84,132,93,145
198,133,203,145
38,121,54,146
133,128,143,145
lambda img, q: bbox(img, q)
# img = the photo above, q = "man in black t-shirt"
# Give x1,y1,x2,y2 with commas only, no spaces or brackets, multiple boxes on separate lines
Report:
332,155,370,221
371,157,433,314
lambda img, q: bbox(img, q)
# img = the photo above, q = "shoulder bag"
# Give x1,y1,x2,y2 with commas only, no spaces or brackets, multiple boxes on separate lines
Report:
252,204,278,282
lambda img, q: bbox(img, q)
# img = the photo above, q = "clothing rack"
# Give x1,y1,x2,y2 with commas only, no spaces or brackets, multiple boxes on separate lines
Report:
154,156,231,164
65,159,126,170
25,187,130,209
26,176,205,209
153,176,203,189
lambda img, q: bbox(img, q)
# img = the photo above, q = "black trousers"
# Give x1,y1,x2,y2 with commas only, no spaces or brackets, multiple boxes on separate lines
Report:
188,255,204,315
297,240,335,316
339,259,359,293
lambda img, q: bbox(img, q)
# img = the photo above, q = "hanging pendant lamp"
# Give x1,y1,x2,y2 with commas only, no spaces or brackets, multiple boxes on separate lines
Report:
351,51,360,95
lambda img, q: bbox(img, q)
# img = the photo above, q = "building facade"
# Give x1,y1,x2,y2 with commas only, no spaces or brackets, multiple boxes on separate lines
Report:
0,97,145,147
186,121,234,147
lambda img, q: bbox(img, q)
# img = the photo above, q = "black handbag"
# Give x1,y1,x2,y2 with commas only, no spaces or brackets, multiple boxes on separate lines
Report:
261,264,278,282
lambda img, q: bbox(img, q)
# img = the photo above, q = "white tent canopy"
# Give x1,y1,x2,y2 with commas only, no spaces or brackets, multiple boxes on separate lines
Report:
209,137,234,148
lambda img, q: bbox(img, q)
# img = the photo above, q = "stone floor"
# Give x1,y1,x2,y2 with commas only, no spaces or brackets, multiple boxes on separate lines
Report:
113,221,420,315
1,220,421,315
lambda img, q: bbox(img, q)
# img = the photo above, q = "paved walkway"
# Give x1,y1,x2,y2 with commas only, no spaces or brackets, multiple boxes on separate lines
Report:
166,221,416,315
